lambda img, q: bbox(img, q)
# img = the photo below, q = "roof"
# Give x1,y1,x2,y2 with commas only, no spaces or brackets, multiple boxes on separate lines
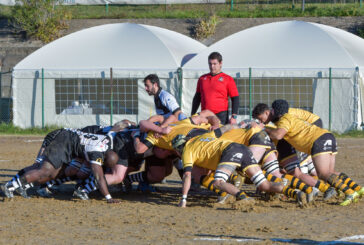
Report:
14,23,206,71
183,21,364,70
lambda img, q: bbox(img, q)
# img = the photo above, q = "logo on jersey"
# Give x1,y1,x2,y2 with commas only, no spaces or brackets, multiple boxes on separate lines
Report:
230,153,243,162
218,77,224,82
95,158,103,164
199,137,215,142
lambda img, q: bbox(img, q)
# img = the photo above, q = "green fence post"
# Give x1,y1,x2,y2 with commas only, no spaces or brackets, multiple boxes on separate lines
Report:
249,67,252,120
42,68,44,128
0,72,2,98
231,0,234,11
177,67,183,107
329,67,332,131
110,68,113,126
360,0,362,8
105,3,109,15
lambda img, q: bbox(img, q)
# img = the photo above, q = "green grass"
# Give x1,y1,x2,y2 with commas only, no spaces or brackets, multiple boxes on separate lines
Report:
1,3,363,19
0,123,60,136
334,130,364,138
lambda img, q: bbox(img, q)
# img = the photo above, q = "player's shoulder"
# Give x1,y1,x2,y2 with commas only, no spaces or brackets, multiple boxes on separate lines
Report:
199,73,211,80
220,72,234,80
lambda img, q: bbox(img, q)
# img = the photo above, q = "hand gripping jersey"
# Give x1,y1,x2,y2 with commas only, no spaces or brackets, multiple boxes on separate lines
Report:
275,113,329,154
220,126,272,149
143,118,211,150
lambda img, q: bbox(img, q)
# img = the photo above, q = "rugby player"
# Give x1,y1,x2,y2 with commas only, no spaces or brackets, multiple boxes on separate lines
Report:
263,99,364,206
172,130,308,208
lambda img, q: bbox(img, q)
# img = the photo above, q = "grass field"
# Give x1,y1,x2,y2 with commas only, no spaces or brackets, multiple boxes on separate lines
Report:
0,2,363,19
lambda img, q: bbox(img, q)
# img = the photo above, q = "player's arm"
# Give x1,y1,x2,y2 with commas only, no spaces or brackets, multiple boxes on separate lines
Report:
265,127,287,140
191,92,201,115
139,116,171,135
91,163,119,203
161,114,178,127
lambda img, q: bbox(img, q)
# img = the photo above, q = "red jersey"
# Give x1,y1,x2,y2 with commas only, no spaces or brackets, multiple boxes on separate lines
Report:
196,72,239,114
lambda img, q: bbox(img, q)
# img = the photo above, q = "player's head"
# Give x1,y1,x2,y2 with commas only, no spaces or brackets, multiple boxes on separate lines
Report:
172,134,188,155
252,103,271,124
208,52,222,75
144,74,160,96
104,150,119,168
271,99,289,122
153,147,174,159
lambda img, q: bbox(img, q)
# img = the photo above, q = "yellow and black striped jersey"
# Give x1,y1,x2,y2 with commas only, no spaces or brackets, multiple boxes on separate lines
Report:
182,131,233,171
289,108,320,124
276,113,329,154
143,118,211,150
220,126,262,146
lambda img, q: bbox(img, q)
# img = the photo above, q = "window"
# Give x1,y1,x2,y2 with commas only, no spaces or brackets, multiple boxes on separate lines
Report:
235,77,313,115
55,78,138,115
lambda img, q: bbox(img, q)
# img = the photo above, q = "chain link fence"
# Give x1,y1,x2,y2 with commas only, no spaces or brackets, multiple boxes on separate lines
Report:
0,71,12,123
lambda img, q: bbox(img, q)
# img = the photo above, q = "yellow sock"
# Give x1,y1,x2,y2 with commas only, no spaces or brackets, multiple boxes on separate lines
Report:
265,173,281,183
200,175,227,197
282,185,297,199
315,180,329,193
339,173,361,191
235,190,249,200
328,174,354,195
282,174,313,194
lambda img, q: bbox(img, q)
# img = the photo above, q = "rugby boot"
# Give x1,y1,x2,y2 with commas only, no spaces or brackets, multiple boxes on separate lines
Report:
356,187,364,198
340,192,359,206
306,191,315,203
37,187,53,198
323,187,337,201
73,186,89,200
296,191,308,207
1,183,14,198
137,181,156,192
217,194,233,204
15,186,30,199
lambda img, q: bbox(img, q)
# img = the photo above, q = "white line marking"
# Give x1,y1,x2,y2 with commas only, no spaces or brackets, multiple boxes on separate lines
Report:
0,160,10,162
337,235,364,241
24,139,43,143
194,238,261,242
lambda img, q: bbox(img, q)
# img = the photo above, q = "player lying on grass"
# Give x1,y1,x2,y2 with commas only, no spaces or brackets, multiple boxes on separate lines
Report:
252,103,336,200
172,129,310,208
262,99,364,206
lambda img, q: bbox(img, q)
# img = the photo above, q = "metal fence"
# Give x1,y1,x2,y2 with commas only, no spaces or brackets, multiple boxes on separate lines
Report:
0,71,12,123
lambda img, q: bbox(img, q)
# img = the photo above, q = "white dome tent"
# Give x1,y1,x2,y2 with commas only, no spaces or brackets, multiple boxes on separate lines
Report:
13,23,206,128
181,20,364,133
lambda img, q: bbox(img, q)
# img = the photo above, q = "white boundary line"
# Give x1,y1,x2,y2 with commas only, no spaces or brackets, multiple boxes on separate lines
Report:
24,139,43,143
193,235,364,243
0,160,10,162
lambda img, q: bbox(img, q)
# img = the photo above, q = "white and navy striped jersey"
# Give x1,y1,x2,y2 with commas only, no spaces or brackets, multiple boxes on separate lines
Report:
154,88,181,118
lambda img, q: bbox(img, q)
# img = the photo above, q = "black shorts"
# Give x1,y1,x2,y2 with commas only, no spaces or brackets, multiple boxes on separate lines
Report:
220,143,257,171
249,131,274,149
276,139,296,162
311,133,337,157
113,132,144,169
41,129,63,148
313,118,323,128
43,130,82,169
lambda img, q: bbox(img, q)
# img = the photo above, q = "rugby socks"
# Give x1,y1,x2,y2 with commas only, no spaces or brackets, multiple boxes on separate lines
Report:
235,190,250,200
327,174,354,196
45,176,76,189
281,174,313,194
228,173,239,183
264,173,281,183
314,179,329,193
82,175,98,194
339,173,362,191
282,185,298,199
6,172,32,191
126,171,147,184
200,174,227,197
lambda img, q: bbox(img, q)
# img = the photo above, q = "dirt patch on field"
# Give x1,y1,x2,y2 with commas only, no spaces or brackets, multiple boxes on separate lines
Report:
0,136,364,244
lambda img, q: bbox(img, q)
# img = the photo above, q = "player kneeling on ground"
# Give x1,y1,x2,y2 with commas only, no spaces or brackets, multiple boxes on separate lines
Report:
172,129,308,208
264,99,364,206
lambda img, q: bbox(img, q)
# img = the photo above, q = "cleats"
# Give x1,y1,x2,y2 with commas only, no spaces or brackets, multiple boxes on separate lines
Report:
340,192,359,206
1,184,14,198
15,186,30,199
37,187,52,198
137,181,156,193
217,194,232,204
296,191,307,207
356,187,364,198
73,186,89,200
324,187,337,201
306,191,315,203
